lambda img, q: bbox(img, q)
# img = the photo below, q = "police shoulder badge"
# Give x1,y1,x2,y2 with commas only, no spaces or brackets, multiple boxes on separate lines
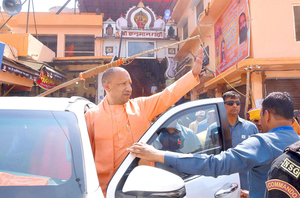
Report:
280,157,300,179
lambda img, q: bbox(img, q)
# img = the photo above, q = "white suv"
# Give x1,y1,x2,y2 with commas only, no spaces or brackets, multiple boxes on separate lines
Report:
0,97,240,198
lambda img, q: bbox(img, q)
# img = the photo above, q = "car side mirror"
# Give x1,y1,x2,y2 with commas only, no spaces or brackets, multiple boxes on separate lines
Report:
122,165,186,197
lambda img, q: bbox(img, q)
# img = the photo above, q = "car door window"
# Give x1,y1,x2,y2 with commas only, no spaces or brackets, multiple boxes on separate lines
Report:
109,100,233,198
151,104,222,178
0,110,83,186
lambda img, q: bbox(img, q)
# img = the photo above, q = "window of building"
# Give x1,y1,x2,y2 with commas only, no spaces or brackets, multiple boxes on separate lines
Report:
183,22,189,40
293,6,300,41
196,0,204,24
127,41,156,59
65,35,94,57
35,35,57,57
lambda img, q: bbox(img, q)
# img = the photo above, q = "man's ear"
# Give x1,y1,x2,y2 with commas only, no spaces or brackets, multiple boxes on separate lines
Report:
103,83,110,92
264,110,270,123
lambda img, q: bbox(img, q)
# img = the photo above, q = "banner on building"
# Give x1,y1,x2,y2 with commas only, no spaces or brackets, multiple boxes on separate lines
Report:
1,64,38,80
36,66,67,90
214,0,250,75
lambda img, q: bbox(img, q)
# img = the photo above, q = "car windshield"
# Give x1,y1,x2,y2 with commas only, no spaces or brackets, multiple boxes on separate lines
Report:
0,110,85,197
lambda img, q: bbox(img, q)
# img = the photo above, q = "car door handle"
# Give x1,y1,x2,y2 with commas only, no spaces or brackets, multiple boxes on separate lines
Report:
214,183,238,198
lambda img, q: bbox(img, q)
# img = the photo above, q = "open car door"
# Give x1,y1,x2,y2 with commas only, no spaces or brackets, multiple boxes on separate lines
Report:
107,98,240,198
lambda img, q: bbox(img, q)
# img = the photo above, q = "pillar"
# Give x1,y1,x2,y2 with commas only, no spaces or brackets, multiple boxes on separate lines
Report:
57,33,65,57
251,71,263,108
95,39,103,56
216,83,226,98
207,88,215,98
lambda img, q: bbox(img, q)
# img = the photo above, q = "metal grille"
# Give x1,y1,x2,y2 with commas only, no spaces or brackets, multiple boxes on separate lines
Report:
65,36,94,57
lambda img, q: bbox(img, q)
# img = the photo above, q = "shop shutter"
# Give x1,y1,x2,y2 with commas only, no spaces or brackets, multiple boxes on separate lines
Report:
265,79,300,110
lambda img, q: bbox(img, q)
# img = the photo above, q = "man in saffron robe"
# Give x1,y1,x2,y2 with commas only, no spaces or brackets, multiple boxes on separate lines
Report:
85,47,204,196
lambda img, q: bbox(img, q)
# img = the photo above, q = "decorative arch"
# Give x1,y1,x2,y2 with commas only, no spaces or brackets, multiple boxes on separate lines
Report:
125,4,156,30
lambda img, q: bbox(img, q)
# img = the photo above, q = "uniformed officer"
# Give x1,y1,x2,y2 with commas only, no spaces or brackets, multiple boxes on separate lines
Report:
265,140,300,198
222,91,258,191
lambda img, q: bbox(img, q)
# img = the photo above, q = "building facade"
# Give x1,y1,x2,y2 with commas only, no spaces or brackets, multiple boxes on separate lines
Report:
1,10,108,100
97,1,180,101
1,2,181,104
171,0,300,117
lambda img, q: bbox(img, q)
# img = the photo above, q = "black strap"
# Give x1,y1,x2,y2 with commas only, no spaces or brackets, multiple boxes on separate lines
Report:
284,140,300,156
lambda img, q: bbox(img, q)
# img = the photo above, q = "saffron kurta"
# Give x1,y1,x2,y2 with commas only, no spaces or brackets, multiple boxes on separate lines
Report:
85,71,199,195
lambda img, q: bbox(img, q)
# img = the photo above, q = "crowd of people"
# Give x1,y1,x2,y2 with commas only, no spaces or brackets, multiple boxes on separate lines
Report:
85,46,300,198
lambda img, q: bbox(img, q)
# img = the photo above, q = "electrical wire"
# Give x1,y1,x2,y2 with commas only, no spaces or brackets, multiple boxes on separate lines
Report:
32,0,38,40
7,44,18,59
0,6,5,22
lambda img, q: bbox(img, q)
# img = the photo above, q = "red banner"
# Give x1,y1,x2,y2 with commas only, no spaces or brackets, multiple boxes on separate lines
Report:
36,74,58,90
214,0,250,75
36,66,66,90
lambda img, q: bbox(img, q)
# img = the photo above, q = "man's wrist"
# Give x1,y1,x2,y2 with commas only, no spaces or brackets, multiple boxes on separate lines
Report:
157,150,166,164
192,70,197,78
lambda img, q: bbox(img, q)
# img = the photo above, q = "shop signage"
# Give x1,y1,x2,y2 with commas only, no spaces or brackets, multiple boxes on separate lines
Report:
117,30,164,38
214,0,250,75
36,66,67,90
1,64,37,80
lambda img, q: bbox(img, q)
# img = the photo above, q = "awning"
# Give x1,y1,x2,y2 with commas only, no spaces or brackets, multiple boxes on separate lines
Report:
204,57,300,89
0,57,39,88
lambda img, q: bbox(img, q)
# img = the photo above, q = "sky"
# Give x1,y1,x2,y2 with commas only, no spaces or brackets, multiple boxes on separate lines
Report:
20,0,77,12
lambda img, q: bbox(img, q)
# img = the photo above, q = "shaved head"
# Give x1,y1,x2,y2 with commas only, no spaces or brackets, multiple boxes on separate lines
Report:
102,67,128,85
102,67,132,105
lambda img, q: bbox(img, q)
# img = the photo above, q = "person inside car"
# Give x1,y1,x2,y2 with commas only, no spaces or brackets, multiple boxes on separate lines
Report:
189,110,205,133
153,118,202,154
196,110,217,147
197,109,216,134
153,118,203,176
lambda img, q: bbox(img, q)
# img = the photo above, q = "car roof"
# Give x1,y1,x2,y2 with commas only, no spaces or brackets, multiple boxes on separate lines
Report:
0,97,85,111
